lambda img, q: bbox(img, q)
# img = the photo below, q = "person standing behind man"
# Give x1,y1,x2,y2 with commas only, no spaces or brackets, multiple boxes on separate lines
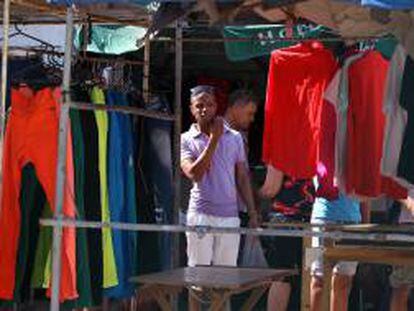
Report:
181,85,258,269
224,89,258,219
224,89,257,146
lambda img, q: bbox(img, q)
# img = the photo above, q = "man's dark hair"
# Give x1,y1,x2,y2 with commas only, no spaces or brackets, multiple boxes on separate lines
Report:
228,89,257,107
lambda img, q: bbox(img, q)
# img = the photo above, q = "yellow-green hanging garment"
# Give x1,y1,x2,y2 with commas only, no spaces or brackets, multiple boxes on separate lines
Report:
91,86,118,288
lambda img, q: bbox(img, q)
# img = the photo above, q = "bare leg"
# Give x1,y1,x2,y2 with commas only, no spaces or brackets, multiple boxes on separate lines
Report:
331,274,352,311
267,281,291,311
390,285,410,311
188,289,201,311
310,276,323,311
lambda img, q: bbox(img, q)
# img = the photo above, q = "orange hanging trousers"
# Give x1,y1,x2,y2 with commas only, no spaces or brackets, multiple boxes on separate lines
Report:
0,87,77,301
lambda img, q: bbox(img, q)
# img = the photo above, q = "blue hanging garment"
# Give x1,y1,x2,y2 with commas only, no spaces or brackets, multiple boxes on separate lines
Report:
104,90,138,299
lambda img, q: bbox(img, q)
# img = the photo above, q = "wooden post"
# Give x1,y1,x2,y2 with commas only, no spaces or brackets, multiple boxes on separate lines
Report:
50,7,74,311
0,0,10,200
172,17,183,311
301,237,312,311
172,18,183,266
321,239,334,311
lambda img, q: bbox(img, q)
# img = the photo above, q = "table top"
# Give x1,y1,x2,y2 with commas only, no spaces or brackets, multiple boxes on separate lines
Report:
131,267,296,290
264,222,414,233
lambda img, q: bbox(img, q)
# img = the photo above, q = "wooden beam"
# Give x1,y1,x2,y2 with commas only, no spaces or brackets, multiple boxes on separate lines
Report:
7,0,150,26
325,246,414,266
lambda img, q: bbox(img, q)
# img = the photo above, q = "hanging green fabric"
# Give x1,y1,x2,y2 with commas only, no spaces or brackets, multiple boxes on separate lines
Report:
91,86,119,289
375,36,398,60
222,24,330,62
15,164,46,302
64,109,94,308
31,204,53,290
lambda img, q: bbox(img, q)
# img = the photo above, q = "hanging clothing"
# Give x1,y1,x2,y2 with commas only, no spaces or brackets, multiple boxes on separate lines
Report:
263,41,337,179
315,97,339,201
271,175,315,221
381,45,408,185
65,108,93,308
31,204,53,290
324,53,366,193
396,55,414,186
143,115,174,270
104,90,137,298
0,87,77,301
15,164,46,302
314,52,362,223
345,50,407,199
346,50,388,197
32,113,94,308
78,91,104,305
90,86,118,289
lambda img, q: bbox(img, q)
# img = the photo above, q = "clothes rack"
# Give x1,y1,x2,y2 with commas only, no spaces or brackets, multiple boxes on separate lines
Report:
152,35,391,43
1,2,414,311
39,218,414,244
69,101,175,121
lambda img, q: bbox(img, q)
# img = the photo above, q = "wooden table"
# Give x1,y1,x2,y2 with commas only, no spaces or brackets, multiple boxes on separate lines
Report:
320,224,414,310
131,267,296,311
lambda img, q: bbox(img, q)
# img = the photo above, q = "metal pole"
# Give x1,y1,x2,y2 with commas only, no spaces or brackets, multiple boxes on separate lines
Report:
143,35,150,104
170,18,183,311
173,18,183,268
50,7,74,311
0,0,11,202
38,218,414,244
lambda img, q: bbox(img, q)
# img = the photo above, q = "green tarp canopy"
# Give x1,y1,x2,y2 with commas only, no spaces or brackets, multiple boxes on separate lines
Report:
74,25,147,55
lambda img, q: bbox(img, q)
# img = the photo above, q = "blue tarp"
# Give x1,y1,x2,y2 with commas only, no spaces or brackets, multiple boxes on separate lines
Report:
47,0,153,5
362,0,414,9
340,0,414,9
48,0,414,9
47,0,296,5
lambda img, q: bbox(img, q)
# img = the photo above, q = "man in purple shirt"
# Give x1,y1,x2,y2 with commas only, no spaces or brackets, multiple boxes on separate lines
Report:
181,85,258,268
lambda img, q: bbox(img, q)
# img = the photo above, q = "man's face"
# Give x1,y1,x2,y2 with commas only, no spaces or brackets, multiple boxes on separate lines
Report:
190,93,217,125
232,101,257,130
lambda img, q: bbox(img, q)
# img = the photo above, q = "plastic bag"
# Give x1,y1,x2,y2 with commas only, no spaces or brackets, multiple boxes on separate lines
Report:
240,235,268,268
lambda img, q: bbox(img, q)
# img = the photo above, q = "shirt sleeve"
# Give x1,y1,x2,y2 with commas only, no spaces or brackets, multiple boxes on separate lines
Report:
235,133,247,164
324,69,341,108
181,134,194,161
381,45,408,177
262,53,276,164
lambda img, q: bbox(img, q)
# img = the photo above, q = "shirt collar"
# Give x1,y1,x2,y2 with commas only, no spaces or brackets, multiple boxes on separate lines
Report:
189,122,231,138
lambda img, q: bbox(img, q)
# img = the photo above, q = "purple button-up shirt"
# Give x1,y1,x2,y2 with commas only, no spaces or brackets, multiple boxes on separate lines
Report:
181,123,247,217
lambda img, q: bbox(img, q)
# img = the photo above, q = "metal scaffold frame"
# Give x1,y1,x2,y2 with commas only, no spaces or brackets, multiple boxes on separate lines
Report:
0,2,185,309
1,2,414,311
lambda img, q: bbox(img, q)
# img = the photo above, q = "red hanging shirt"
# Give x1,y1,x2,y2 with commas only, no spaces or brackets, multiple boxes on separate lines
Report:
263,41,337,179
346,50,407,199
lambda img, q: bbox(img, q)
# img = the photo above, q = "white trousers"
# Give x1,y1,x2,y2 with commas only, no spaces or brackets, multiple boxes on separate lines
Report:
186,211,240,267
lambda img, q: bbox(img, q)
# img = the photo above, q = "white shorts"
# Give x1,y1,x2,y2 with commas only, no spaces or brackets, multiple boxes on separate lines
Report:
311,220,358,277
186,211,240,267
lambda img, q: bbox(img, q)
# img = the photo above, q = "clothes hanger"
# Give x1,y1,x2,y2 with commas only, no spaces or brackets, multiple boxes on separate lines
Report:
11,50,63,90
